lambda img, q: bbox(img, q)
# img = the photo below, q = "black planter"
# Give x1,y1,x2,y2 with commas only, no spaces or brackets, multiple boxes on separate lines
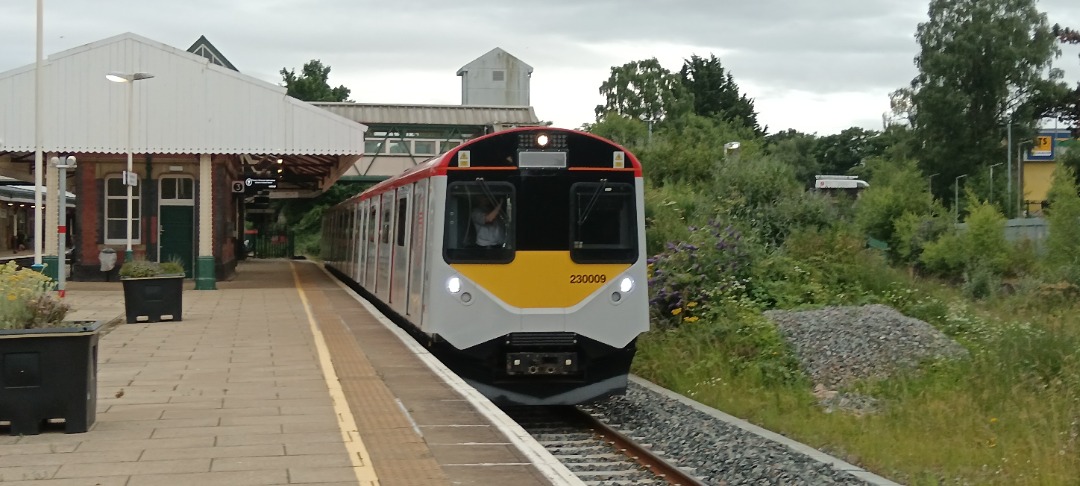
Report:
121,275,184,323
0,321,102,435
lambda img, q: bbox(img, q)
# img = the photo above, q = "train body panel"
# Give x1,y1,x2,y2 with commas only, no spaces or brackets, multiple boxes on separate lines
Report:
323,127,648,405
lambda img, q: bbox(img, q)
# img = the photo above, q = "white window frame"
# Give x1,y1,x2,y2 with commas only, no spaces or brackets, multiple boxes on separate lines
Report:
158,175,195,207
104,174,142,245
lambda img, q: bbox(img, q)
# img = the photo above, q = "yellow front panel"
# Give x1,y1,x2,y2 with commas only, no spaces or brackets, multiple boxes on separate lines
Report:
451,252,630,308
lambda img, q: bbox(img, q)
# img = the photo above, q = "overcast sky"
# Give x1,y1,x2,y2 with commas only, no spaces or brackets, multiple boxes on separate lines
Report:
1,0,1078,136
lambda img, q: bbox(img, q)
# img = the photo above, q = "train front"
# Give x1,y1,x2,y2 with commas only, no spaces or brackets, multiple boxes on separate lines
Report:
428,128,649,406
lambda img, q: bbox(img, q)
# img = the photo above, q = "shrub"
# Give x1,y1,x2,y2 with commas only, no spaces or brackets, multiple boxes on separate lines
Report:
0,261,70,330
119,259,185,278
1044,165,1080,284
854,158,933,252
648,220,753,330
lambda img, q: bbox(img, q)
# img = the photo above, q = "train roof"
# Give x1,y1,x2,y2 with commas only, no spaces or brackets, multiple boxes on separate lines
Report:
345,127,642,204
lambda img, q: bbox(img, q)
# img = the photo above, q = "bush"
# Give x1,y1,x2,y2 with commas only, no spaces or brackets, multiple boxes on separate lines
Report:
119,259,184,278
854,158,934,251
0,261,69,330
648,220,753,330
1044,165,1080,283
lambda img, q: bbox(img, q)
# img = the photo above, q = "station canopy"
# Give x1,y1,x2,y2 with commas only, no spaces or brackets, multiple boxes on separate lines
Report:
0,33,367,194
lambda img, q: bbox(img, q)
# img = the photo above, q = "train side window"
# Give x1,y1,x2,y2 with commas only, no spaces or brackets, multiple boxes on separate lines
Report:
443,181,515,264
381,197,392,244
569,182,637,264
367,205,377,242
396,197,408,246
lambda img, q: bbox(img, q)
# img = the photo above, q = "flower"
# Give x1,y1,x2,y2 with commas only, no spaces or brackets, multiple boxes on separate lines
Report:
0,261,70,330
671,308,683,316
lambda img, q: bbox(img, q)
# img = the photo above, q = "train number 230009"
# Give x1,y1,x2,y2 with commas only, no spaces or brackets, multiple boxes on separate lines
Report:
569,274,607,284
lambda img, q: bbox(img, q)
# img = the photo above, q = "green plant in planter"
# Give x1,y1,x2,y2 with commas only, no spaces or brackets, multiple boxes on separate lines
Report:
120,259,185,278
0,261,70,330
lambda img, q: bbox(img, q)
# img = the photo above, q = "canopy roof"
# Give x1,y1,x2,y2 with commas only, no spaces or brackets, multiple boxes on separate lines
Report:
0,33,366,191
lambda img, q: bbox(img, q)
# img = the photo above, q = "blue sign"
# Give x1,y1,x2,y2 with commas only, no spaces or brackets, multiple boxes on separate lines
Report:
1023,129,1072,162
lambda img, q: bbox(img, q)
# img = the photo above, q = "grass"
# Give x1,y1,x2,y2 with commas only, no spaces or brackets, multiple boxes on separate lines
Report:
633,280,1080,485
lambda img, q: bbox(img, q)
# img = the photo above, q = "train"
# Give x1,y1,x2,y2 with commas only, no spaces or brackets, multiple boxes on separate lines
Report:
321,127,648,406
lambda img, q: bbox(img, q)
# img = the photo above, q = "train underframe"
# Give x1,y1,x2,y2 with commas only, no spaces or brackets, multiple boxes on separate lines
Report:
432,332,637,406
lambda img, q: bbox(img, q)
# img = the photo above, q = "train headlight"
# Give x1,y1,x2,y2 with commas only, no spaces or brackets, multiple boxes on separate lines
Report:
537,134,549,147
446,276,462,294
619,276,635,293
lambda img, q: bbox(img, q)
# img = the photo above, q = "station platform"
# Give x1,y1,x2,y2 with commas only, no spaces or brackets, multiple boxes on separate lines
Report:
0,259,577,486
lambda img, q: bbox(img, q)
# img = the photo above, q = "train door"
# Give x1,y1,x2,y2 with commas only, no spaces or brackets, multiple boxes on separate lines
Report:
351,200,362,283
364,199,378,291
357,200,367,285
377,192,394,301
391,185,412,314
344,203,354,279
407,179,428,321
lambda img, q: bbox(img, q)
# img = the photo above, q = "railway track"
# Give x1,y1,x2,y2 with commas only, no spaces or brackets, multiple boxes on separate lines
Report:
505,405,708,486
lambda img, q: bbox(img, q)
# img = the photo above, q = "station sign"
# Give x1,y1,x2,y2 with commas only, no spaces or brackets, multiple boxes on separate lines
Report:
244,178,277,190
1024,129,1073,162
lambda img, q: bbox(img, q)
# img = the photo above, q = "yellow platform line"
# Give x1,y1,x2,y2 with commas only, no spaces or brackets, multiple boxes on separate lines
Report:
291,262,379,485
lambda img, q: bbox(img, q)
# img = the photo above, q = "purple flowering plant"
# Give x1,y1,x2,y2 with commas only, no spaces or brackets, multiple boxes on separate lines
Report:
648,219,753,329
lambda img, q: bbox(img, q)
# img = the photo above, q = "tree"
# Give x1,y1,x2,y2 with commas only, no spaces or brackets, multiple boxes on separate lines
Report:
280,60,351,102
678,54,762,134
765,129,821,186
1043,165,1080,282
1053,24,1080,136
594,58,688,122
813,127,887,176
910,0,1066,202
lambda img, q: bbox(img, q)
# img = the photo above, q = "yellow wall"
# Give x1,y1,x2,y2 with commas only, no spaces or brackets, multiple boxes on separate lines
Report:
1023,161,1056,215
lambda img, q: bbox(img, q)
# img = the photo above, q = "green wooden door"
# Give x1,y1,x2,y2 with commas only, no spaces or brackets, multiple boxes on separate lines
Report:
159,205,194,278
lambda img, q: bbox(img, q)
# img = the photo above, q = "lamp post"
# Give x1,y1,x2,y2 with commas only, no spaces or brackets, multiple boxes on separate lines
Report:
954,174,968,223
106,71,154,262
32,0,43,271
723,141,741,160
1017,140,1033,218
637,114,655,144
1006,122,1012,212
929,172,940,197
989,163,1002,205
52,156,75,297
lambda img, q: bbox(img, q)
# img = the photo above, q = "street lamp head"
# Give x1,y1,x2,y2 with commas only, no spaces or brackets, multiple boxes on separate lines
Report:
106,71,155,83
724,141,741,150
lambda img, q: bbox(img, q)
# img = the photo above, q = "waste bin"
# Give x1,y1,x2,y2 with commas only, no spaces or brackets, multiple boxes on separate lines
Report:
99,248,117,282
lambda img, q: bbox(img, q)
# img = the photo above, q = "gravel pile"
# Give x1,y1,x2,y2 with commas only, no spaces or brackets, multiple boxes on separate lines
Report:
765,304,969,390
586,381,878,485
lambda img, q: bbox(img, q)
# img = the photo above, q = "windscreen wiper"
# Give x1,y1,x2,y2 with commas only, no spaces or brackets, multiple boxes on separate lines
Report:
578,179,608,225
475,177,506,221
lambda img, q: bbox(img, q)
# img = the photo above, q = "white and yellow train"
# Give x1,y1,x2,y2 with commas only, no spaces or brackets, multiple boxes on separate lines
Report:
322,127,648,405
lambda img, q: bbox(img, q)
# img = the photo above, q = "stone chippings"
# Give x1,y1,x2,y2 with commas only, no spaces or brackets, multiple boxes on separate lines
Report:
587,383,872,485
764,303,970,391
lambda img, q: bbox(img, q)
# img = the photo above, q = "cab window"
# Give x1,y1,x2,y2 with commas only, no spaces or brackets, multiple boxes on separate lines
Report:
569,182,637,263
444,181,515,263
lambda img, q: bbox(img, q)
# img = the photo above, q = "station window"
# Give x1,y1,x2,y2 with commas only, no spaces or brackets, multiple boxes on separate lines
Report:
160,177,193,201
414,141,436,155
388,141,410,154
441,141,461,152
104,175,141,244
493,70,505,82
569,182,637,263
364,141,384,154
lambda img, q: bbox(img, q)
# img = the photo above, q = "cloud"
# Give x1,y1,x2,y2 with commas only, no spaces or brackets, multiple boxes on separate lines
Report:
0,0,1078,135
